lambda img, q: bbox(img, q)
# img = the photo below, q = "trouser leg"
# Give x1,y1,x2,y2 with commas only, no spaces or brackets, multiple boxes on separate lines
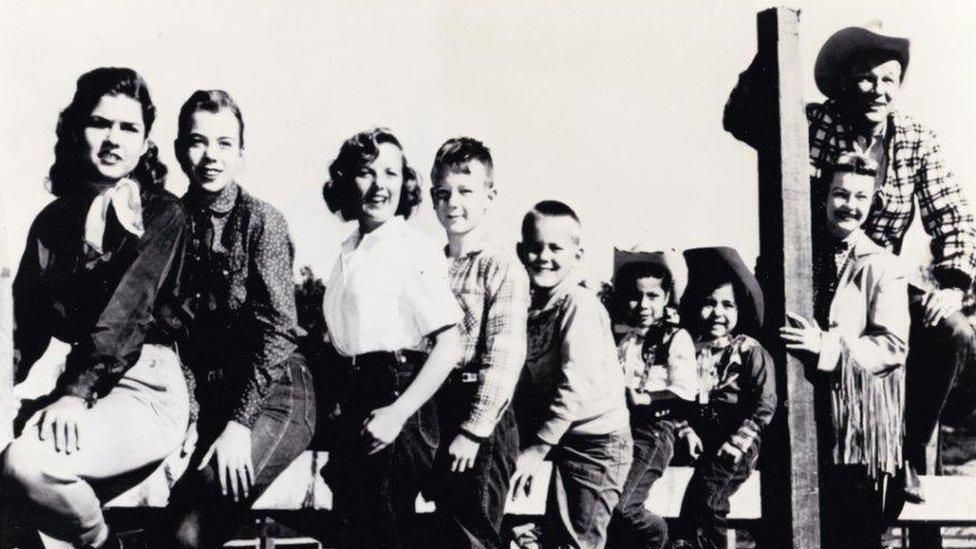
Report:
607,422,673,549
0,345,188,547
160,356,316,549
431,386,519,549
547,430,633,549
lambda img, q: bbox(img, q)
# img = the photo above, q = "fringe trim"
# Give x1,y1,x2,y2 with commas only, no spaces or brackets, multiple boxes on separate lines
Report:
831,343,905,479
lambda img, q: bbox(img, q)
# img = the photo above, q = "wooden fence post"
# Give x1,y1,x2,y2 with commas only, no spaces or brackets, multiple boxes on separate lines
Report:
754,7,822,549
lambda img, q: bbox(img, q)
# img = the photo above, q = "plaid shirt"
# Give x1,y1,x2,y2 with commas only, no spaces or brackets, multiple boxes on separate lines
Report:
725,70,976,289
807,100,976,289
447,236,530,438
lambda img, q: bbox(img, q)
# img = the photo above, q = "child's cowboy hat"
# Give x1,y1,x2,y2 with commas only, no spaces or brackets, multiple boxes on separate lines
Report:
613,248,688,307
682,247,765,338
814,21,910,99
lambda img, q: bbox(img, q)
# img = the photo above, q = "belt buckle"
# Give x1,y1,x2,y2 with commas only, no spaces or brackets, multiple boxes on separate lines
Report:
460,372,479,383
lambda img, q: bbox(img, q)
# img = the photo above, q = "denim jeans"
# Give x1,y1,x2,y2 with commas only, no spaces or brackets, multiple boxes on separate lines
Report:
672,426,759,549
429,377,519,549
544,429,633,549
158,354,316,549
606,419,676,549
1,344,189,548
324,351,439,549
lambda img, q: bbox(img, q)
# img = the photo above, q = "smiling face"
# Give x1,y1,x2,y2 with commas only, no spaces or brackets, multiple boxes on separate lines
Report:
826,171,875,240
82,94,148,183
624,275,670,329
845,56,902,127
352,142,404,232
182,108,244,192
519,214,582,290
699,282,738,341
431,161,495,237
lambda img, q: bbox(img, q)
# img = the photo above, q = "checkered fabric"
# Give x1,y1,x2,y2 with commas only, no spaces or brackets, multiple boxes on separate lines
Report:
808,100,976,290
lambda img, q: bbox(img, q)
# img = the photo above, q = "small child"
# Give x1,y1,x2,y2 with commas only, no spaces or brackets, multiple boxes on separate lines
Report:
606,249,699,549
510,200,632,549
428,137,529,549
671,247,777,549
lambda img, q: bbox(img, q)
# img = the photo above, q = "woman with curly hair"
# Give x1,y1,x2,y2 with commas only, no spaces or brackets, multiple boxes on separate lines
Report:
321,128,461,548
1,67,190,548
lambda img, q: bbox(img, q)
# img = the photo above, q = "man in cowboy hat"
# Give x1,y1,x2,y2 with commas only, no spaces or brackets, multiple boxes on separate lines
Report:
723,20,976,519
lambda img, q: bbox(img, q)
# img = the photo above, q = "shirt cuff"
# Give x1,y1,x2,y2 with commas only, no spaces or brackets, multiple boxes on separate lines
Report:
817,331,842,372
933,267,973,292
461,415,498,440
729,419,761,453
535,417,571,447
231,383,264,429
57,369,99,405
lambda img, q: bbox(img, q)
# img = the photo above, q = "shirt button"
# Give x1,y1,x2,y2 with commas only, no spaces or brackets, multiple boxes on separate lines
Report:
222,270,229,276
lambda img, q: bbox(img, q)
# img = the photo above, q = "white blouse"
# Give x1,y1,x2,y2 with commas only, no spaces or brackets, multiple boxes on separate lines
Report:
323,216,461,357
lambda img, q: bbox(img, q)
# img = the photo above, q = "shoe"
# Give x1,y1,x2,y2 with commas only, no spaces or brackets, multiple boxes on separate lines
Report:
902,463,925,504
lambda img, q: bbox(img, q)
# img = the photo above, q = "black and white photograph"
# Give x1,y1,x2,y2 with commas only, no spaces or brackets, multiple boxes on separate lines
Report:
0,1,974,548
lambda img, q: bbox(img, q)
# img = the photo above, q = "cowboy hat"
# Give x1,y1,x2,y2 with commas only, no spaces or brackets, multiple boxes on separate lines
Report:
613,248,688,307
814,21,910,99
682,247,765,338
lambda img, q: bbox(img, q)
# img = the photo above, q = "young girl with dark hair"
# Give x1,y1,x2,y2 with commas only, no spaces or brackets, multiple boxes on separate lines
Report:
153,89,316,548
321,128,461,548
2,67,190,549
671,247,777,549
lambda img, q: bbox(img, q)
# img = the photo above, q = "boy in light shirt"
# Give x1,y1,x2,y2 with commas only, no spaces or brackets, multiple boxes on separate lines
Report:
511,200,632,549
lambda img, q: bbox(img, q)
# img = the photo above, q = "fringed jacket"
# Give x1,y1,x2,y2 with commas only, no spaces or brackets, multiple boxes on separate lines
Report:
816,231,909,478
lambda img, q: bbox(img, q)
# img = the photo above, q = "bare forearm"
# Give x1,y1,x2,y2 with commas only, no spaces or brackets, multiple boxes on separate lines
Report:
390,328,459,417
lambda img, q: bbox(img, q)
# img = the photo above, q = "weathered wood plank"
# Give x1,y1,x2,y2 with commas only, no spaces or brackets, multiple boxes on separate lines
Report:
754,7,822,549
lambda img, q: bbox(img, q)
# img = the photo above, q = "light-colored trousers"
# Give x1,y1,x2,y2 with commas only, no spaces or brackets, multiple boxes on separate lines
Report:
1,344,189,547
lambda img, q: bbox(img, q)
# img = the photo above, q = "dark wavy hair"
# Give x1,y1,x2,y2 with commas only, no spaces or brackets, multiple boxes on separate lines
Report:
174,89,245,175
430,136,494,187
322,128,421,221
48,67,166,197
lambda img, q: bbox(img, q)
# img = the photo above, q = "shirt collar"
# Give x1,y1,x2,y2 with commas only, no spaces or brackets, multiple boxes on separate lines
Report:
531,270,585,312
698,335,733,351
186,181,239,216
445,225,492,259
828,230,861,254
343,215,405,254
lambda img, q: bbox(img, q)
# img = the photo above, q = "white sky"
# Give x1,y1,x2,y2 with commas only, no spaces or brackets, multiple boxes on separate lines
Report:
1,0,974,285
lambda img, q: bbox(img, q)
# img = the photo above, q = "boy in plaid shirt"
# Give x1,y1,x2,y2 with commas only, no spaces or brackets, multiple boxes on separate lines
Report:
428,137,530,548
